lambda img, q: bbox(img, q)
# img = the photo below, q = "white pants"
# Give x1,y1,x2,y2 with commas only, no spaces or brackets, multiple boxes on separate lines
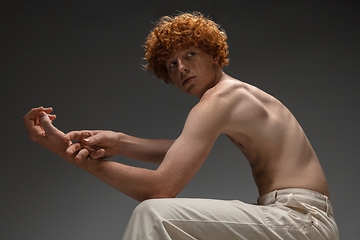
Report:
122,188,339,240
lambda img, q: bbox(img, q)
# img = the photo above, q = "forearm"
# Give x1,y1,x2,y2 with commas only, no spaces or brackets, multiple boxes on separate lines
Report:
75,158,169,201
118,133,175,164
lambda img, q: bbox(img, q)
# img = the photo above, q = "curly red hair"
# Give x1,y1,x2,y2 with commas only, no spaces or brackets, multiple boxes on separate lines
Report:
144,12,229,83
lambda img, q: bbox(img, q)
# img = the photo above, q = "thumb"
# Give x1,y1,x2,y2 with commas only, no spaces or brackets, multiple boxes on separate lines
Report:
83,132,102,145
39,111,56,134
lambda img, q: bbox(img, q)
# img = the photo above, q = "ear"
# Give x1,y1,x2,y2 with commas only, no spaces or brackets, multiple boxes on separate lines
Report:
212,55,220,63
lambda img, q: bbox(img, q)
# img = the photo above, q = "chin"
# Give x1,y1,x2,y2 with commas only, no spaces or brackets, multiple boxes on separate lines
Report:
183,87,199,96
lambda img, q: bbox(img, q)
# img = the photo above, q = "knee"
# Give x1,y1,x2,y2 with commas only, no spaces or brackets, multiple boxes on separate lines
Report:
123,199,169,238
131,198,165,219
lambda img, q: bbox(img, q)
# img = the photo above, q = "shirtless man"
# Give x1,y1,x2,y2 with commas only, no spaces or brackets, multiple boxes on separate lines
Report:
23,12,339,239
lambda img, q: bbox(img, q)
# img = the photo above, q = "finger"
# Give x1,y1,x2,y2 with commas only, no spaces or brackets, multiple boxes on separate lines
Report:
75,148,90,162
63,131,91,142
23,106,52,119
48,114,56,121
42,107,53,114
23,107,44,125
82,144,99,152
83,131,103,145
89,149,105,159
38,111,57,135
23,107,46,137
65,142,82,157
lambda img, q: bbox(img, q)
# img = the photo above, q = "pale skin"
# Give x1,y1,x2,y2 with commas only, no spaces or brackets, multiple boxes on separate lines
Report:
23,47,330,202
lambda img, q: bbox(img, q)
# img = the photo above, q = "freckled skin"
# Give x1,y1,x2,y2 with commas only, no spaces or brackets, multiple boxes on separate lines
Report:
23,47,329,201
166,47,329,197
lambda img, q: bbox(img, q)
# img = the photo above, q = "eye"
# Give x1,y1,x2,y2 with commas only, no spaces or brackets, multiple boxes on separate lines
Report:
169,61,177,68
188,52,195,57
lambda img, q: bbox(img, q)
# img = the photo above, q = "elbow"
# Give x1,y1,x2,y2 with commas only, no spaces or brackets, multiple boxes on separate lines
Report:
140,187,180,202
150,191,178,200
136,171,184,202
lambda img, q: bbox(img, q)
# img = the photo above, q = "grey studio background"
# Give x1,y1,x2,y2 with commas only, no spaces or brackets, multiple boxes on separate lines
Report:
1,0,359,239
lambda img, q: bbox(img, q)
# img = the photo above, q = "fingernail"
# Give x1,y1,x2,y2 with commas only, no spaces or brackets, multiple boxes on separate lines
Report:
84,138,91,143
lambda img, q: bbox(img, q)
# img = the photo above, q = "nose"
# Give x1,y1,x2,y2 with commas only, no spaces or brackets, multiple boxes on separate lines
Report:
177,58,189,74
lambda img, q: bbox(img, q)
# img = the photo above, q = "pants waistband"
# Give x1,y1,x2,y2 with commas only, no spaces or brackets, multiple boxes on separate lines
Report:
257,188,334,216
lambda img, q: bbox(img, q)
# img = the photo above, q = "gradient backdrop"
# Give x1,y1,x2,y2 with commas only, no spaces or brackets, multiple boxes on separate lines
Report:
1,0,359,239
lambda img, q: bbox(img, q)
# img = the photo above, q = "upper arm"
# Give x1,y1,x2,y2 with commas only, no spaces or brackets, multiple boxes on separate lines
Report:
154,96,229,197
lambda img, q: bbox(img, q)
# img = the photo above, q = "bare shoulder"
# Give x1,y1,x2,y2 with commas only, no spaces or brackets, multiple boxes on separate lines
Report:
199,76,247,111
193,77,241,120
201,75,274,106
182,77,247,136
202,75,244,98
197,74,296,142
202,75,275,125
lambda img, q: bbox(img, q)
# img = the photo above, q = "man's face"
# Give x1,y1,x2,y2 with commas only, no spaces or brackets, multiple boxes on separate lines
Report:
166,47,220,98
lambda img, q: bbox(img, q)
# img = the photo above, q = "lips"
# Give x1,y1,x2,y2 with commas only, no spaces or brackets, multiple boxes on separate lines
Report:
182,76,195,85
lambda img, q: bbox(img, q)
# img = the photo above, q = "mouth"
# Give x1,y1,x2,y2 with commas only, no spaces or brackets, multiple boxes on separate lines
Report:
182,76,195,85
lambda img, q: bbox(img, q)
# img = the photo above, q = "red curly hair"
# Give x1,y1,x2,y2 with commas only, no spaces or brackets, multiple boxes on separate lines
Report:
144,12,229,83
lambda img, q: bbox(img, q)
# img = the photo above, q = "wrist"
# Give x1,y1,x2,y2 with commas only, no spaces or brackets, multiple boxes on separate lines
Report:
116,132,126,156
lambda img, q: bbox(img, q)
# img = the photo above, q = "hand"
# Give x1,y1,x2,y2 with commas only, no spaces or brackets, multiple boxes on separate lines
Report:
23,106,90,163
63,130,121,161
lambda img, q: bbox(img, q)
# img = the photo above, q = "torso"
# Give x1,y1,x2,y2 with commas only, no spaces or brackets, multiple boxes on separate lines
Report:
205,74,329,197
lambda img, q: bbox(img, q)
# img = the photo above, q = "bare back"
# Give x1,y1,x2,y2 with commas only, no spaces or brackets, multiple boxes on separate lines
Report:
208,74,329,197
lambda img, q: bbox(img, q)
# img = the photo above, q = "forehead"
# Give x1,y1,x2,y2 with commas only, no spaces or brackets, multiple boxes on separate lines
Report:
167,46,196,59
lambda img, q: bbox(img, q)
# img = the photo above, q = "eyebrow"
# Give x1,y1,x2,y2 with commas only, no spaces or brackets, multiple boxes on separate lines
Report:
166,47,196,65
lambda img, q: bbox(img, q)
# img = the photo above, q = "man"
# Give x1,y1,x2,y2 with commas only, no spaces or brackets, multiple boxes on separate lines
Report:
24,12,339,239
